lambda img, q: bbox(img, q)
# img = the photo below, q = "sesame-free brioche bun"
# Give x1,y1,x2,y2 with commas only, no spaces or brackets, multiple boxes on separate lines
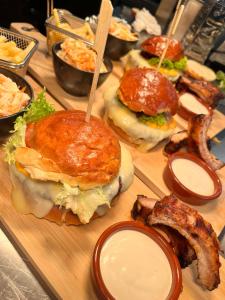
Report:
118,68,178,116
25,110,121,187
141,36,184,61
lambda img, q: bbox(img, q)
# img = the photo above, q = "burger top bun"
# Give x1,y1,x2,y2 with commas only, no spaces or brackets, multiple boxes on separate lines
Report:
141,36,184,61
25,110,121,187
118,68,178,116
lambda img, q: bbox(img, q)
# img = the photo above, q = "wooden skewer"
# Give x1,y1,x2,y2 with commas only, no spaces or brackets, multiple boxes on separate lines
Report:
171,5,185,36
167,0,182,36
157,2,184,71
85,0,113,122
47,0,50,19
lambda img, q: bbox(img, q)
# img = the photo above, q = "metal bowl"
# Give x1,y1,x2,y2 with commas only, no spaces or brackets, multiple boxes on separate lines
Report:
105,33,138,61
52,42,113,97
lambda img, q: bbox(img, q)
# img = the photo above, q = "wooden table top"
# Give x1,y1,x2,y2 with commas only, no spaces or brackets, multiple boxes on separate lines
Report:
0,23,224,299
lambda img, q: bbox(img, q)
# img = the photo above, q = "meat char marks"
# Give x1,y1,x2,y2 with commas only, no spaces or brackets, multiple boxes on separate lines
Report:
164,114,224,171
188,114,225,171
132,195,221,290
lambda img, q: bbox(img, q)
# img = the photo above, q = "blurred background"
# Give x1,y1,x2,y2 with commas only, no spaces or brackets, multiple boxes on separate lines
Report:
0,0,160,34
1,0,225,69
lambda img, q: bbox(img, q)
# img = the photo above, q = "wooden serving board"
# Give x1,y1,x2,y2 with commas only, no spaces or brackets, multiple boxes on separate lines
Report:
0,76,225,300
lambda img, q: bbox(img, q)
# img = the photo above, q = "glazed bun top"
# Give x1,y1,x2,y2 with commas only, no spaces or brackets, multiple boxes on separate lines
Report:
118,68,178,116
25,110,121,186
141,36,184,61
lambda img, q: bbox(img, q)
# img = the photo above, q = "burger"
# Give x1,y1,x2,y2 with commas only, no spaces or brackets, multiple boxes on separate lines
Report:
104,68,178,151
124,35,187,81
5,92,134,225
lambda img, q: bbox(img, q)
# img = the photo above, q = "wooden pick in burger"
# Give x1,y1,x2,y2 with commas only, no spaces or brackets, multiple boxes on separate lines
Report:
85,0,113,122
157,2,185,70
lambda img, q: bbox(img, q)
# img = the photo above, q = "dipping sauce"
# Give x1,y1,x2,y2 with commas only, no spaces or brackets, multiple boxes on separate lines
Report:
100,229,172,300
172,158,215,196
179,93,209,115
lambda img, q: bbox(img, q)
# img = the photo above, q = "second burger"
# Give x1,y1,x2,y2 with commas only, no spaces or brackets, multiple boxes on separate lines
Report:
104,68,178,151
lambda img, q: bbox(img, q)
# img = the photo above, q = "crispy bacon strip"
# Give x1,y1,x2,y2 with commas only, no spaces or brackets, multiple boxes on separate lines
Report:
188,114,225,170
148,195,220,291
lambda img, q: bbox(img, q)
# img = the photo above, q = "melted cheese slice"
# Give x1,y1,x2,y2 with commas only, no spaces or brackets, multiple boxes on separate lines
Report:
104,86,177,151
9,144,134,221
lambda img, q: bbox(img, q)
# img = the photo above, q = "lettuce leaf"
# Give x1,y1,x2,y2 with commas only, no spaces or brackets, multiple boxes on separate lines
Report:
216,70,225,92
22,89,55,123
148,56,187,71
4,90,55,164
174,57,188,71
4,117,26,164
147,57,159,66
55,183,110,224
138,113,167,126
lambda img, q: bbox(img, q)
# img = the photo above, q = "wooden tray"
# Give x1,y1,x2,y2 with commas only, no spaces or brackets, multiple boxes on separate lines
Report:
0,76,224,299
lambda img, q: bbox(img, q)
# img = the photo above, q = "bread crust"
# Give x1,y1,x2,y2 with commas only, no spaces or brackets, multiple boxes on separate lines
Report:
141,36,184,61
118,68,178,116
25,110,121,187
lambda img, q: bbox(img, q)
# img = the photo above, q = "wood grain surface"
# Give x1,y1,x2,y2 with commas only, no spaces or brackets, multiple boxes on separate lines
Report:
0,23,223,299
0,76,224,300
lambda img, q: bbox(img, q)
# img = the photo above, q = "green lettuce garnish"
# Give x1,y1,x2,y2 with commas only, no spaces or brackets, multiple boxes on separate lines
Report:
174,57,188,70
4,90,55,164
55,183,110,224
138,113,167,126
147,57,160,66
160,59,174,69
22,89,55,123
148,56,187,71
115,97,167,126
216,70,225,92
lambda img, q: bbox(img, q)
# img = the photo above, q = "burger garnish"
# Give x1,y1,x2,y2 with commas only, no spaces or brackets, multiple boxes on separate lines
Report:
147,56,187,72
5,92,134,224
104,68,178,151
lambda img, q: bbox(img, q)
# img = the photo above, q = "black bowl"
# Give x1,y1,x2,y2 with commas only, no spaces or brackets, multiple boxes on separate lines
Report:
0,68,33,136
52,42,113,97
104,33,138,61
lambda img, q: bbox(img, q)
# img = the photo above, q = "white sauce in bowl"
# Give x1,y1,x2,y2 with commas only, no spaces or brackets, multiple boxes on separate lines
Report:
179,93,209,115
100,230,172,300
172,158,215,196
